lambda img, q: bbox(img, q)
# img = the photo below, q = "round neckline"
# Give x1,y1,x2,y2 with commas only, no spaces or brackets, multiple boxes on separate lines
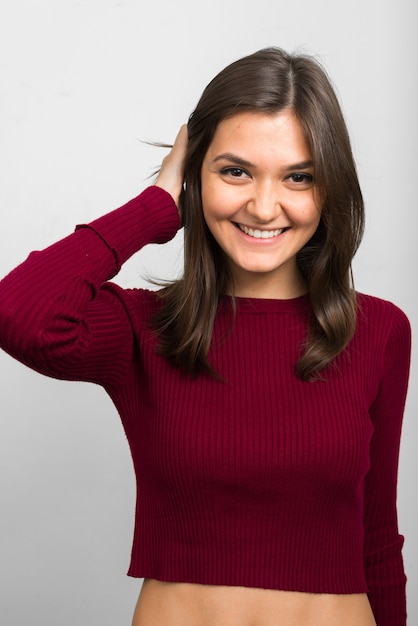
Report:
220,292,311,314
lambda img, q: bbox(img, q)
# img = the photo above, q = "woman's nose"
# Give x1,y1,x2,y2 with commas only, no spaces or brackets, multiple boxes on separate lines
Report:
245,185,282,223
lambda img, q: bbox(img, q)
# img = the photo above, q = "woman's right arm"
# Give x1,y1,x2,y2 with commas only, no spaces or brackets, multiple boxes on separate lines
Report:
0,187,180,385
0,125,188,386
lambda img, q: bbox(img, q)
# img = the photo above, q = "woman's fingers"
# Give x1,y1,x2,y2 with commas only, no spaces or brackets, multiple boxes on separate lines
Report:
155,125,188,209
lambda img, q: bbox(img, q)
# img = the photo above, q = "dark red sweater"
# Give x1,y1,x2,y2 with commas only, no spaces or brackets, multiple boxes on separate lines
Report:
0,187,410,625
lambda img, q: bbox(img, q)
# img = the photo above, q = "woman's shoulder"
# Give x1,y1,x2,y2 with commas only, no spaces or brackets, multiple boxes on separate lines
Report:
356,291,409,319
355,291,411,344
101,282,163,306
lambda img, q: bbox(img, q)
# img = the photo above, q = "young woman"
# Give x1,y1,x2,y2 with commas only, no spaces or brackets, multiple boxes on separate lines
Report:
0,48,410,626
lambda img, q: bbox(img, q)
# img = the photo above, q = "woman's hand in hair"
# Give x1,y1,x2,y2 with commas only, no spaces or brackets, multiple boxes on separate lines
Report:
155,124,188,215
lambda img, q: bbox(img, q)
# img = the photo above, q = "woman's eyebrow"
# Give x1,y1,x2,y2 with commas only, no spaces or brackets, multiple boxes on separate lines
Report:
212,153,314,171
283,160,314,171
212,153,253,168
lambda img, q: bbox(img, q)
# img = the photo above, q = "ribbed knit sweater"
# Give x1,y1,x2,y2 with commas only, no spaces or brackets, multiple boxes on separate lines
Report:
0,187,411,625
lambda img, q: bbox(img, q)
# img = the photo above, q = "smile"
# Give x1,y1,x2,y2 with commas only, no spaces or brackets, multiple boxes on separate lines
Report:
237,224,287,239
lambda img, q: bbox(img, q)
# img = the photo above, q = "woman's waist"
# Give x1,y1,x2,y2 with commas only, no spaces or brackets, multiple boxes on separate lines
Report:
132,579,377,626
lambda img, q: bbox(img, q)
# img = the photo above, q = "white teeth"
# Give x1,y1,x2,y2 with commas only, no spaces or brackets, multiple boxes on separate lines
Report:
238,224,285,239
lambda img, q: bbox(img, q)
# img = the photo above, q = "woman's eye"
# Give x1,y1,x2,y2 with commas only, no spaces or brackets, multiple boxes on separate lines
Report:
221,167,249,178
288,173,313,185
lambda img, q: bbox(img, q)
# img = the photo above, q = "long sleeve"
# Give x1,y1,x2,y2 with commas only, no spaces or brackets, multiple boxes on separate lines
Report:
0,186,180,385
363,303,411,625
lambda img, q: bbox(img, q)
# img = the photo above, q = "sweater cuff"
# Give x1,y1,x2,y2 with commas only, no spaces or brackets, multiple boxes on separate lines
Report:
76,186,181,266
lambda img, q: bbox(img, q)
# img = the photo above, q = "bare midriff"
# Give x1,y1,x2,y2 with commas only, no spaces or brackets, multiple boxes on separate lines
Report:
131,579,377,626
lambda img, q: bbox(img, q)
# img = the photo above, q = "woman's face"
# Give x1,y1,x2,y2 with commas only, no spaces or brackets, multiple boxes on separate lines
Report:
200,110,322,299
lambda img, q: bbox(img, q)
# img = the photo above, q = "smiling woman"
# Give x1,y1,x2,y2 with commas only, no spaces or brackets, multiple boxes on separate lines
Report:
200,110,321,299
154,48,364,382
0,47,410,626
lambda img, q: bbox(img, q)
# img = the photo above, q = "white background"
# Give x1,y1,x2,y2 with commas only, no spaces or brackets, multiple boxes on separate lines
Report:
0,0,416,624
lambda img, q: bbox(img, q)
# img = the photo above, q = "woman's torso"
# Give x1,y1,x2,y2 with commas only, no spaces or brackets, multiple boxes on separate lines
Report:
132,579,377,626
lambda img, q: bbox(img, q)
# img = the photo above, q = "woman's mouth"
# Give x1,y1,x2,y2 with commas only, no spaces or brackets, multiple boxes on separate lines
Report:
236,223,288,239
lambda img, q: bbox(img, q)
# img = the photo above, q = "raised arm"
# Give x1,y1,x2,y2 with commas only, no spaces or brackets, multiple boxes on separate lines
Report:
0,127,187,386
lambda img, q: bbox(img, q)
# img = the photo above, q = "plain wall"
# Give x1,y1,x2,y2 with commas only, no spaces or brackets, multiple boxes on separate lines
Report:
0,0,416,624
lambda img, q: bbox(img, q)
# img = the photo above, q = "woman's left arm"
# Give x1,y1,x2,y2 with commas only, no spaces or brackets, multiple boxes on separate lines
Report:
363,303,411,626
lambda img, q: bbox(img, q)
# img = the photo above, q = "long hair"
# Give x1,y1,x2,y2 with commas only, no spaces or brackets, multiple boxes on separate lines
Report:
153,47,364,381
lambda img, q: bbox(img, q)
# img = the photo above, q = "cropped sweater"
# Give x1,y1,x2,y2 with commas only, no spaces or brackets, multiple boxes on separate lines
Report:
0,187,411,625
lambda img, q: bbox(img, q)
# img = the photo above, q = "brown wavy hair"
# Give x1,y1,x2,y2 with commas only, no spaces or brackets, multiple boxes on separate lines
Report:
153,47,364,381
